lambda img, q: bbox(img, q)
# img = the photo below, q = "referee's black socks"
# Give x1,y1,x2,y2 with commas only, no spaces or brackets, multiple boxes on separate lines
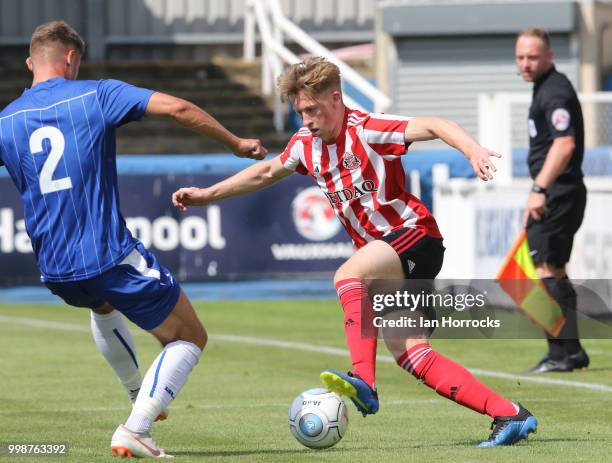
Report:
542,277,583,359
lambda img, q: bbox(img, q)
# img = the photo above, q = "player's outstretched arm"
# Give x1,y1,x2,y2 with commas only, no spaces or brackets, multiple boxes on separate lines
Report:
145,92,267,160
405,116,501,181
172,155,292,212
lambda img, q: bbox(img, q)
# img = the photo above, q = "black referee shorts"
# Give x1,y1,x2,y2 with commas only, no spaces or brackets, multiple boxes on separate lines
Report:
526,184,586,267
379,227,445,279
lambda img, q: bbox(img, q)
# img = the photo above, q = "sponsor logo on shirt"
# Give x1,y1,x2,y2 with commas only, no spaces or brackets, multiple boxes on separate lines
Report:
323,180,378,205
551,108,571,131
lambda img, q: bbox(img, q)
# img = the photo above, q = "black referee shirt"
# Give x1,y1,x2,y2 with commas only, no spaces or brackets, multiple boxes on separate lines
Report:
527,66,584,194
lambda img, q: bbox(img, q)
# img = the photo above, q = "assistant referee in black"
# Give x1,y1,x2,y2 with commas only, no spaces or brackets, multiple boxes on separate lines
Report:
515,27,589,373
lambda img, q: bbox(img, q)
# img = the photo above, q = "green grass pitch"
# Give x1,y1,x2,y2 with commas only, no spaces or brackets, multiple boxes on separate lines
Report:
1,301,612,462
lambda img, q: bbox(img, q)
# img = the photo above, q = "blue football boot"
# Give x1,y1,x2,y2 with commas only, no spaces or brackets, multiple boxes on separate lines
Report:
320,370,379,417
478,404,538,447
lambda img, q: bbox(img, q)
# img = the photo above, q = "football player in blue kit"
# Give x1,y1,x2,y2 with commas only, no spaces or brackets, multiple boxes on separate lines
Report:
0,21,266,458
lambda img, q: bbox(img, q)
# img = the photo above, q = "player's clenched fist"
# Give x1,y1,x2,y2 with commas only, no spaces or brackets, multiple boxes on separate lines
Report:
234,138,268,160
172,187,212,212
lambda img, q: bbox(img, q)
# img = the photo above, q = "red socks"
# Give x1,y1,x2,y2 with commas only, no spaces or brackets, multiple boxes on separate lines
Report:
336,279,516,419
396,343,517,418
336,278,377,388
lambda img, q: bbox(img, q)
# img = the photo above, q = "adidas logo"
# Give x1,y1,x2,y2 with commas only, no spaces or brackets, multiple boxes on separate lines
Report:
313,165,320,175
407,259,416,274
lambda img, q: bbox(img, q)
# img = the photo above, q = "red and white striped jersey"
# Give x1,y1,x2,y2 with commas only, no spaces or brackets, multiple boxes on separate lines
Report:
279,108,442,249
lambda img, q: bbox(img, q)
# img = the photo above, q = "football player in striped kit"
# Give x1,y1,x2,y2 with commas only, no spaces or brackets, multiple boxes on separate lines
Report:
173,57,538,447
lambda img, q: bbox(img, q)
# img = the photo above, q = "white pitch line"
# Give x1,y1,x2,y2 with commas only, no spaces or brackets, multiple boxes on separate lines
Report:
466,368,612,393
0,315,91,332
2,314,612,394
212,333,612,393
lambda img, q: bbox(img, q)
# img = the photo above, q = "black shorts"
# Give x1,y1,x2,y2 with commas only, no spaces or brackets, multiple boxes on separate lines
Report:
526,184,586,266
380,227,445,279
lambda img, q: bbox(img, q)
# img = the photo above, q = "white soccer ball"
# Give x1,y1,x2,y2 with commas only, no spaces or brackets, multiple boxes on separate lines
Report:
288,388,349,449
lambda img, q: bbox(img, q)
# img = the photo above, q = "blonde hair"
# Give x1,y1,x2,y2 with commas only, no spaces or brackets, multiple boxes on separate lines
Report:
30,21,85,57
517,27,551,50
278,57,341,102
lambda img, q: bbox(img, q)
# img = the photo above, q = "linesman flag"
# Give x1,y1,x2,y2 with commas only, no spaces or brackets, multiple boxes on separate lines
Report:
496,230,565,337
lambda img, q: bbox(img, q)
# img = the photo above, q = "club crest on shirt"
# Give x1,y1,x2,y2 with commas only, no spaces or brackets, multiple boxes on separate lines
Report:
342,152,361,170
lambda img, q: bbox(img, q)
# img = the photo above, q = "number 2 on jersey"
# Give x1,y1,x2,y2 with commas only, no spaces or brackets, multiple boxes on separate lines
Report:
29,126,73,194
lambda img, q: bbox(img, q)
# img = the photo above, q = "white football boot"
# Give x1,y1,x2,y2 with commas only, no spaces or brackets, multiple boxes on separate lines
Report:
111,424,172,458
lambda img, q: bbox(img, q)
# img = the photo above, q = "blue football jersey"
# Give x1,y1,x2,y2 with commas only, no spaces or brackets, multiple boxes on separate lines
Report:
0,77,154,282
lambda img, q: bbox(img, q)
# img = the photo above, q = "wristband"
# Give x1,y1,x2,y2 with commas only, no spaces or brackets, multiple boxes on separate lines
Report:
531,184,547,194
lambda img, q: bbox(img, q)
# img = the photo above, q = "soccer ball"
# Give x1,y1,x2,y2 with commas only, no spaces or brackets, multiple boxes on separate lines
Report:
288,388,349,449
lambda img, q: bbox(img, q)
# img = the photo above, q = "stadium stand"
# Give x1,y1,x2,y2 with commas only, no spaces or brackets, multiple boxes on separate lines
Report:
0,59,291,154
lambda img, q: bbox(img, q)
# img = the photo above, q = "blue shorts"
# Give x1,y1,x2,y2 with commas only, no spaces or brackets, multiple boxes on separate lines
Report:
45,242,181,330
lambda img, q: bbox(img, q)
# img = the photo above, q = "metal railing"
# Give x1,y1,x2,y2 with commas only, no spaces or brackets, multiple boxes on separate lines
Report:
244,0,390,133
0,0,374,62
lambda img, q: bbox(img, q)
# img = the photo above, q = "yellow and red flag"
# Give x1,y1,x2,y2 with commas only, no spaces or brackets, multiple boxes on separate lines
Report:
496,230,565,337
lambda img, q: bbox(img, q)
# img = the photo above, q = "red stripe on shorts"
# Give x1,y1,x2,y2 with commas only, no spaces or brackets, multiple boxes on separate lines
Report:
395,229,425,255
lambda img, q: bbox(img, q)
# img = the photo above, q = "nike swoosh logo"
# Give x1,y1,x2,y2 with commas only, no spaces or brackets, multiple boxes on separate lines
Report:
133,435,160,456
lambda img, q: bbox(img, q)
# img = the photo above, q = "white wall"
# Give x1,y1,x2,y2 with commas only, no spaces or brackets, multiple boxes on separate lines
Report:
434,177,612,279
